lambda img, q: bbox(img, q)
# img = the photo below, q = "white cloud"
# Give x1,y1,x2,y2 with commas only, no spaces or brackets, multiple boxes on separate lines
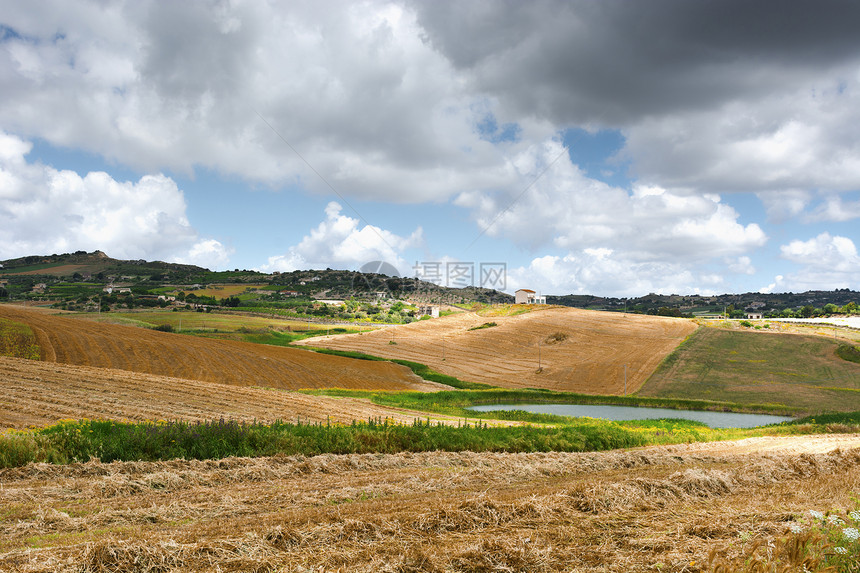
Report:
0,131,230,268
0,0,522,203
778,233,860,290
261,201,422,273
727,256,756,275
806,193,860,222
458,139,767,262
507,252,718,298
758,275,784,294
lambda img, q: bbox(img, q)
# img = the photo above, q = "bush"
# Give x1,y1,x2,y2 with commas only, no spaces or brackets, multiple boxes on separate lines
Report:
835,344,860,365
152,324,174,333
545,332,568,344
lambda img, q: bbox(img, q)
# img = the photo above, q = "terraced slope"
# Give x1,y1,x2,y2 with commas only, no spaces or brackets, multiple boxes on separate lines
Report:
298,306,698,393
0,305,436,392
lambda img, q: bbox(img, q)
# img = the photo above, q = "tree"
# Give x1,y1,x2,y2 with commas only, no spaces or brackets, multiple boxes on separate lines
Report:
799,305,814,318
824,303,838,315
843,302,857,315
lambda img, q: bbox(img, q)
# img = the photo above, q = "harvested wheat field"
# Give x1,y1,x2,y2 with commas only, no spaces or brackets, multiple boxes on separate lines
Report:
1,437,859,572
297,306,698,393
0,356,458,430
0,305,439,392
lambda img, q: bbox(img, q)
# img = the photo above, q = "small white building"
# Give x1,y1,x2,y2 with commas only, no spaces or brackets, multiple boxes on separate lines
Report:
515,289,546,305
418,305,439,318
745,312,763,320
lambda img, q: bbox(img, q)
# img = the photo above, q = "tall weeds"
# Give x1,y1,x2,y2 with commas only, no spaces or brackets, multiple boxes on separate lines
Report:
0,417,652,468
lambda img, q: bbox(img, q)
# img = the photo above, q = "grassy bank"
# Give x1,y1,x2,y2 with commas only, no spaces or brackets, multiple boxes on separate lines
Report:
3,413,858,469
0,417,657,468
306,387,802,420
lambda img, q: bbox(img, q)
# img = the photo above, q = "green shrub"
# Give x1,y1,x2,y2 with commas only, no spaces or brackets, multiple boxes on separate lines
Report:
835,344,860,365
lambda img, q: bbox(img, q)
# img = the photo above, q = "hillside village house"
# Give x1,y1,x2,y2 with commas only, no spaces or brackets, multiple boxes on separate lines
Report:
515,289,546,304
745,312,763,320
418,305,440,318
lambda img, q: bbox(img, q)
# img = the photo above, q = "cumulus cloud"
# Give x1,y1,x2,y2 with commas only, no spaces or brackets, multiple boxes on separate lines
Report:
758,275,785,294
414,1,860,211
0,0,519,203
457,140,766,261
261,201,423,273
3,1,860,293
0,131,230,268
778,232,860,290
506,252,719,298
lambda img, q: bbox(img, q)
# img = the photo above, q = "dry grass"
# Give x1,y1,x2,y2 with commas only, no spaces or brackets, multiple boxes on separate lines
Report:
0,304,441,393
296,306,697,394
0,355,471,430
2,438,859,572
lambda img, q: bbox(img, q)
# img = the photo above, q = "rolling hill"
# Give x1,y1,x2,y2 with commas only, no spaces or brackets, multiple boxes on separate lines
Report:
0,356,448,430
296,306,698,394
0,305,438,393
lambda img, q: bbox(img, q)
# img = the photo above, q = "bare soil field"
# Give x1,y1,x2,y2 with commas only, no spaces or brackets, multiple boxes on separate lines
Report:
1,436,858,572
297,306,698,393
0,305,439,393
0,356,455,430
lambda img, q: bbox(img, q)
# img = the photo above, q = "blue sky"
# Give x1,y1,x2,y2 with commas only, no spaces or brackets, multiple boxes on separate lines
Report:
2,1,860,297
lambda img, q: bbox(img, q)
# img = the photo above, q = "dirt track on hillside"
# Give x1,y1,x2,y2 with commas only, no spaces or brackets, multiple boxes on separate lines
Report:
298,306,698,393
0,305,440,393
2,435,858,572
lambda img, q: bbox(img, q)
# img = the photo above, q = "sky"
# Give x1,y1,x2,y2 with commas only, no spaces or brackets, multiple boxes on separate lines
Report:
1,0,860,297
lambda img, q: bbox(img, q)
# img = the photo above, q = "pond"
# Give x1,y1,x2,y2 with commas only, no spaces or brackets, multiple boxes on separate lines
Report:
466,403,793,428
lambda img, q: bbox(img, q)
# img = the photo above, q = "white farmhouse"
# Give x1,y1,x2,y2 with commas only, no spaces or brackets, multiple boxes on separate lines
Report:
515,289,546,304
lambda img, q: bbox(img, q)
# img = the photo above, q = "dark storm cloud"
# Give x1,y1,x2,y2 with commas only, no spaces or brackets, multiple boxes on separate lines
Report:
411,0,860,125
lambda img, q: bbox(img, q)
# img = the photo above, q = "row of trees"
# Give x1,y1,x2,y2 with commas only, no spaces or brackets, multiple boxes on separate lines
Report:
724,302,858,319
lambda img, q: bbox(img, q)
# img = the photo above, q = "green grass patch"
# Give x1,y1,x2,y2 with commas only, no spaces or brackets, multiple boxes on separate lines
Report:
0,418,654,468
468,321,498,331
640,327,860,414
0,318,40,360
5,411,856,469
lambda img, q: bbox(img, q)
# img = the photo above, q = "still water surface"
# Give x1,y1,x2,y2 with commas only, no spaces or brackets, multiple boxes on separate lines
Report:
466,403,793,429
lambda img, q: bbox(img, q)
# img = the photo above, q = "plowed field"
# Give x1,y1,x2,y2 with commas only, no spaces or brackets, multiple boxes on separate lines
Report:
0,305,437,392
297,306,698,393
2,438,858,572
0,356,454,430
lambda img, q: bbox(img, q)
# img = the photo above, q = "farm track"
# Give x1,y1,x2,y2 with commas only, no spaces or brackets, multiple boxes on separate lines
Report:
0,305,443,394
1,437,859,572
297,306,697,393
0,356,459,429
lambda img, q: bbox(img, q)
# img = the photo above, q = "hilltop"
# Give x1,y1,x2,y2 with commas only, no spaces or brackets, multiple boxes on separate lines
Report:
1,250,857,318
